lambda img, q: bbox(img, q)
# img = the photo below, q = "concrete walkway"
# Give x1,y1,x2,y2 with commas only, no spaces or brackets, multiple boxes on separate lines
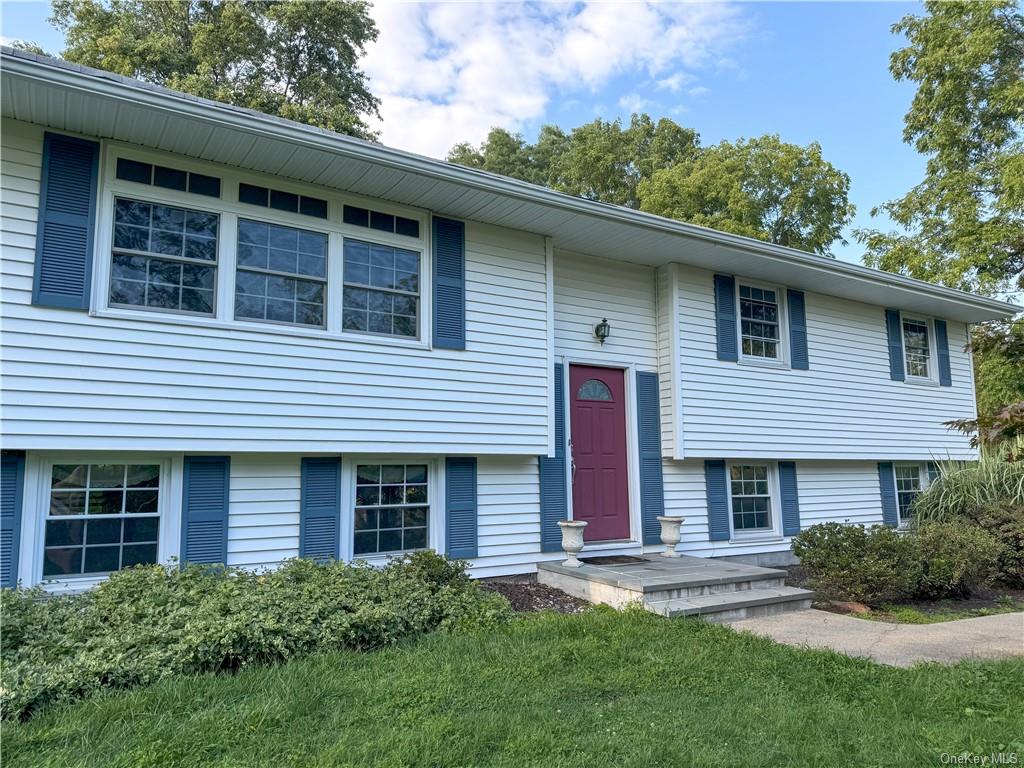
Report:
728,609,1024,667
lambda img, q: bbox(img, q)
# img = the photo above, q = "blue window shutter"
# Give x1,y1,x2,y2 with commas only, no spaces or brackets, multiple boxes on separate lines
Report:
445,457,477,559
787,289,809,370
934,319,952,386
181,456,230,564
1,454,26,589
636,371,665,545
778,461,801,537
432,216,466,350
714,274,738,362
300,457,340,560
539,363,567,552
33,133,100,310
884,309,905,382
878,462,899,527
705,460,730,542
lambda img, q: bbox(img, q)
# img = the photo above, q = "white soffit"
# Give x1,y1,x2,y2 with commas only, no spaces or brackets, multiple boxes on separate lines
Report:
1,48,1017,323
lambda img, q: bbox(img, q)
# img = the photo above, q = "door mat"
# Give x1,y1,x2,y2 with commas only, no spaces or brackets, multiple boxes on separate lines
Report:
579,555,651,565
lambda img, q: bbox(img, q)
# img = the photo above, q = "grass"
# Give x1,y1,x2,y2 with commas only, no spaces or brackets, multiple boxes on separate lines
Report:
850,596,1024,625
5,608,1023,768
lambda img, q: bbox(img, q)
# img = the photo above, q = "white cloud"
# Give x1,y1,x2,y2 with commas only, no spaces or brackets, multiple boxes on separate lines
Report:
362,2,745,157
687,85,711,97
618,94,653,113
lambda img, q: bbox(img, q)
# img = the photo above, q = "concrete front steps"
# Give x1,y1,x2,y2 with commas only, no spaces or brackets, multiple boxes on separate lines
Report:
537,554,813,623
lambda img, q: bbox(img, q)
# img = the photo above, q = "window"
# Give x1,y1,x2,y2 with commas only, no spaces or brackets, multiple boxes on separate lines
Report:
44,463,160,577
739,284,780,360
577,379,612,400
894,463,925,525
902,317,931,378
729,464,773,532
342,240,420,338
110,198,218,315
235,219,328,327
353,464,429,555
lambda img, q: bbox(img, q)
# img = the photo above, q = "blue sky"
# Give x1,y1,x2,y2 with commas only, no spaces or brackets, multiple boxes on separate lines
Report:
1,1,926,264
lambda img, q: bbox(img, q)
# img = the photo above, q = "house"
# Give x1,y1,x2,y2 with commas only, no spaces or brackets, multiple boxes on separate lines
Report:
0,47,1017,594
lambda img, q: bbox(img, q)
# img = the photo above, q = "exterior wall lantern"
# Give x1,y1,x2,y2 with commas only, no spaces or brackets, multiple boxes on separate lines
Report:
594,318,611,345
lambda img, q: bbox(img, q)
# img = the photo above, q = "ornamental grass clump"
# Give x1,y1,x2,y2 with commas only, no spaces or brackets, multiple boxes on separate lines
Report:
0,552,511,720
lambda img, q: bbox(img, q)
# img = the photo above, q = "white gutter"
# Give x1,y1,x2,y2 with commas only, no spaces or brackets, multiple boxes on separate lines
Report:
2,47,1018,320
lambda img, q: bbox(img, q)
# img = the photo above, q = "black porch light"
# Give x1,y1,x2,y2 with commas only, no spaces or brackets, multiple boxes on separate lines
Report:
594,318,611,345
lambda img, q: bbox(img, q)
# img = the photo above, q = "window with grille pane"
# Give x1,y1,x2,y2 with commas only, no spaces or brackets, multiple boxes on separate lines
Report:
902,318,931,378
44,463,160,577
342,240,420,338
894,463,923,524
353,464,429,555
235,219,328,328
729,464,773,532
739,285,780,359
110,198,218,315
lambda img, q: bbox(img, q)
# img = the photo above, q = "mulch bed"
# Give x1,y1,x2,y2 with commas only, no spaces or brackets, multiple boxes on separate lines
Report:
482,581,590,614
779,564,1024,616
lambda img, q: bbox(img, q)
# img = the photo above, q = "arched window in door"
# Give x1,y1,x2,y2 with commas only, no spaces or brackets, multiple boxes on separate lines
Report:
577,378,612,401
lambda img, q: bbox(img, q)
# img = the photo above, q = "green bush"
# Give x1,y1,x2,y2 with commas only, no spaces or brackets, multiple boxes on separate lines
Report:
913,520,1003,598
913,457,1024,586
792,523,921,605
0,554,511,720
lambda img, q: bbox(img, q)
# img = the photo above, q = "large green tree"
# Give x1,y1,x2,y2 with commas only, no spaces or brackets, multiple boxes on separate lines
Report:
39,0,380,138
639,135,855,255
448,117,853,255
856,0,1024,296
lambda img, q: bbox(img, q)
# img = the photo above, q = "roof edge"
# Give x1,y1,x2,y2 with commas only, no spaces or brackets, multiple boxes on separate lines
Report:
2,47,1018,319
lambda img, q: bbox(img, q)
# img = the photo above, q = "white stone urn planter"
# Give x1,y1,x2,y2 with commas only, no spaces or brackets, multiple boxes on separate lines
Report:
557,520,588,567
657,515,685,558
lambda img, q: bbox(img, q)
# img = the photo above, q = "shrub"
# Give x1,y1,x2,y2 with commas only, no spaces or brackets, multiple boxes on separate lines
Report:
913,520,1003,598
792,523,921,605
914,457,1024,586
0,553,511,720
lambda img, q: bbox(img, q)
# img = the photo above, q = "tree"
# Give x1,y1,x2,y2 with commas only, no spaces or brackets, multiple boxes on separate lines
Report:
856,0,1024,296
40,0,380,139
638,135,855,255
448,116,698,207
447,116,853,254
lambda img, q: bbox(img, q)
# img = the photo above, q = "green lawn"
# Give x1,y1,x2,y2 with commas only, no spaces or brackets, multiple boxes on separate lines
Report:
6,608,1023,768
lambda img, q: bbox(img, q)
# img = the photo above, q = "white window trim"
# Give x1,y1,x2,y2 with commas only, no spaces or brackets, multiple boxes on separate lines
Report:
338,456,444,565
734,280,789,368
19,452,183,593
894,461,933,528
726,461,783,542
898,313,939,386
91,142,432,350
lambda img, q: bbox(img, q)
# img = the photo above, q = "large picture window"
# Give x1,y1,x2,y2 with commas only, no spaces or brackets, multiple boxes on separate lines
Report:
353,463,429,555
342,240,420,338
44,463,161,577
235,219,328,328
729,464,773,533
109,198,218,315
738,284,780,360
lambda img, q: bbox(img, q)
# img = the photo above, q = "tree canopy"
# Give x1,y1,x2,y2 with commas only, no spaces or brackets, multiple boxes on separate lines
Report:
856,0,1024,296
39,0,381,139
448,117,853,256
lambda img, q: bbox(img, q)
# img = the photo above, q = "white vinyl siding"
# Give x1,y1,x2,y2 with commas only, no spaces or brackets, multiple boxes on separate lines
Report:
659,459,886,559
1,120,550,455
553,249,658,370
227,454,301,570
674,264,977,460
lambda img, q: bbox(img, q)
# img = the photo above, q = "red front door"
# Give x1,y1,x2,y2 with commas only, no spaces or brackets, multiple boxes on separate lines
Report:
569,365,630,541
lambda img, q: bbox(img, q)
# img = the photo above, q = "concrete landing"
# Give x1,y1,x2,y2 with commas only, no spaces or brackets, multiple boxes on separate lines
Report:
537,554,813,621
728,609,1024,666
